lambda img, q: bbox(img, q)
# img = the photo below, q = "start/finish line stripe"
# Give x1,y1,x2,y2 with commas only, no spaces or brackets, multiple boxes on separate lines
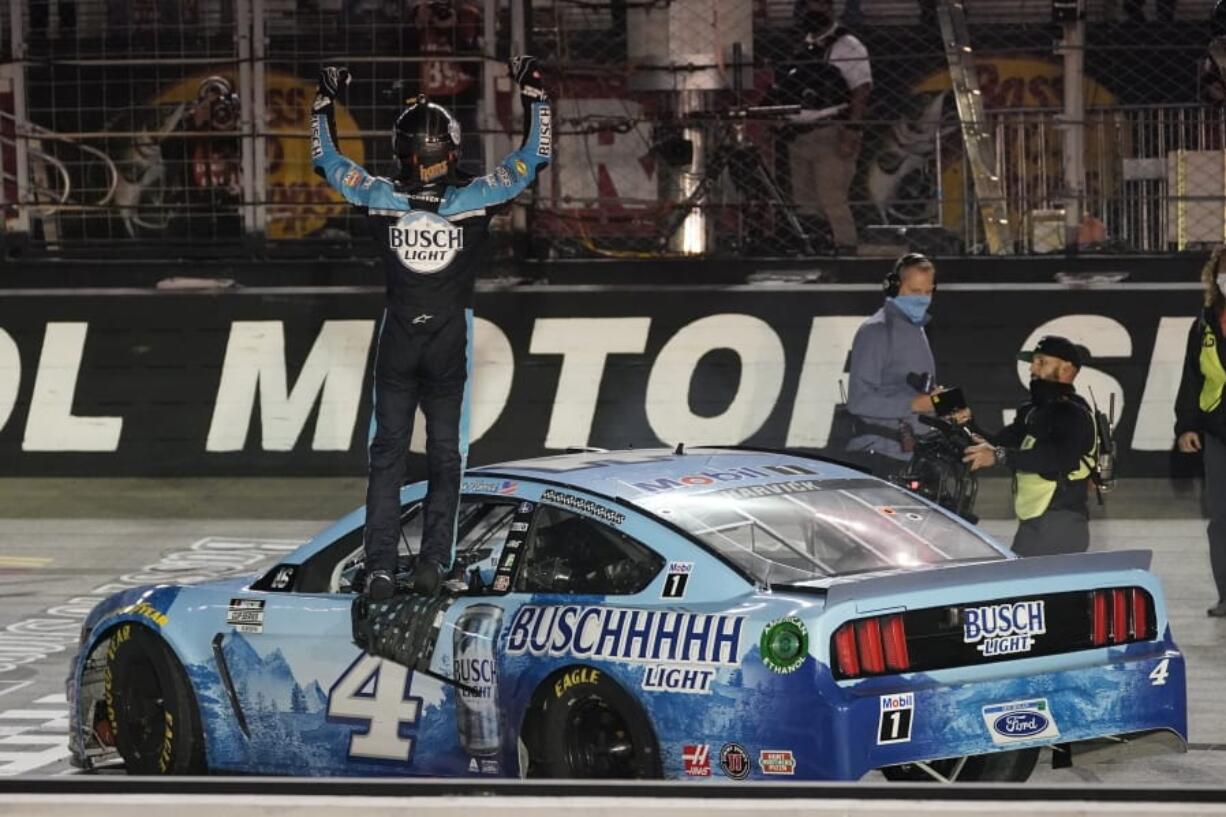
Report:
0,701,72,777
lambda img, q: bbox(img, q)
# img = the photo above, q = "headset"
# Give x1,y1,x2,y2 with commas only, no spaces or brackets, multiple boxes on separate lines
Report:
883,251,933,297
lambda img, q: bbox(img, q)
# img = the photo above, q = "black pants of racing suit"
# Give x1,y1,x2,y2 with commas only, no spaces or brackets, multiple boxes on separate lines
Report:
364,308,471,577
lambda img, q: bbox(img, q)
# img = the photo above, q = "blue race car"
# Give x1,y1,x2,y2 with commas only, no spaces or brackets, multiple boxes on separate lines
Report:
67,449,1187,781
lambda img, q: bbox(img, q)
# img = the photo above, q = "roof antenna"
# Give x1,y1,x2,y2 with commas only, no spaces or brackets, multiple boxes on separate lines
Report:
674,442,685,455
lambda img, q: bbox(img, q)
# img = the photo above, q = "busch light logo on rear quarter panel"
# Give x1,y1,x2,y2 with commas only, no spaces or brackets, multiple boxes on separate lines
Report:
981,698,1060,746
962,600,1046,657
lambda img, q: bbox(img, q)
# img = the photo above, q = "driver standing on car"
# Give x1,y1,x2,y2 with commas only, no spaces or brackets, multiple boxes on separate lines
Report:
845,252,941,475
962,336,1097,557
312,57,552,601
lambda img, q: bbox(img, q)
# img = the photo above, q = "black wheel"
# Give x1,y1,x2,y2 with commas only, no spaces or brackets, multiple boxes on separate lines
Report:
881,748,1038,782
529,667,661,779
104,623,205,774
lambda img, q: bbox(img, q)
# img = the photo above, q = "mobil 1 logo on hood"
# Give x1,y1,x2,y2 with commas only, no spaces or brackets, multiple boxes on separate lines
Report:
388,210,464,274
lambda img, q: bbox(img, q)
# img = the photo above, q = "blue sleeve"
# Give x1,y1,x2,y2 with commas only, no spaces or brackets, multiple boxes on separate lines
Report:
847,323,916,420
311,111,408,211
440,100,552,216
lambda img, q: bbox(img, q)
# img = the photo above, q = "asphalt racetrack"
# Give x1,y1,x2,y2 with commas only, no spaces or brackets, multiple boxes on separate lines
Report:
0,478,1222,783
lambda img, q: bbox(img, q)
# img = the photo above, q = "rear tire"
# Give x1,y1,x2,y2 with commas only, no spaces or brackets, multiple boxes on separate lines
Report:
882,748,1039,782
529,667,661,779
105,623,205,775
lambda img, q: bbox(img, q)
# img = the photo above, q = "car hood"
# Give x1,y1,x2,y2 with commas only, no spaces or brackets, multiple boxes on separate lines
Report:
82,575,260,635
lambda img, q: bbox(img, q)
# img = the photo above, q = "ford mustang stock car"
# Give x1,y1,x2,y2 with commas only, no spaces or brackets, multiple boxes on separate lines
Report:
67,448,1187,782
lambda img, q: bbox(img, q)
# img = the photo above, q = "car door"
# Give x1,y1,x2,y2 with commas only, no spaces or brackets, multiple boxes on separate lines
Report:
217,495,522,777
497,502,671,700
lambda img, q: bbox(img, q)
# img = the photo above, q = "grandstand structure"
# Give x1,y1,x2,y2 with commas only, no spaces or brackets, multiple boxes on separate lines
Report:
0,0,1223,260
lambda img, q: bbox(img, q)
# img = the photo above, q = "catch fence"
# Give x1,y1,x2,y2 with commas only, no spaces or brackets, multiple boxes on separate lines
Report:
1,0,1223,260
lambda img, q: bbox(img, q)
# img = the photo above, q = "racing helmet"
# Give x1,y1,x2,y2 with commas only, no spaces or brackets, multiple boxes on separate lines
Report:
392,95,462,186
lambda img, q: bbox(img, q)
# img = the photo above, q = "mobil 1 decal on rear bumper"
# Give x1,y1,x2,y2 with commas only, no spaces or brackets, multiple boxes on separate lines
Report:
878,692,914,744
506,605,743,694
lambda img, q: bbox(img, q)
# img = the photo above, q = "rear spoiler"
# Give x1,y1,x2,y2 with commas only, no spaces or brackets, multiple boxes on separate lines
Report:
814,549,1153,610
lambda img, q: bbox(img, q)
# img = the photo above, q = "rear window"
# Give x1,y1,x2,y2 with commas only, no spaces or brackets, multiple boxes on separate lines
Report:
636,478,1004,584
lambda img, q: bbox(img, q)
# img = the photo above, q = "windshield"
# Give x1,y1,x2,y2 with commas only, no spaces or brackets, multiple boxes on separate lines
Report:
637,478,1005,584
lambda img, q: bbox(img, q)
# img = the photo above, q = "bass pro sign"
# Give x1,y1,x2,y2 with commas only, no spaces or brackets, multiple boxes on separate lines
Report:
0,283,1207,475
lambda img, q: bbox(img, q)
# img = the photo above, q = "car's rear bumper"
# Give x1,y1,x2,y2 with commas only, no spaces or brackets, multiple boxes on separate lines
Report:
831,639,1187,779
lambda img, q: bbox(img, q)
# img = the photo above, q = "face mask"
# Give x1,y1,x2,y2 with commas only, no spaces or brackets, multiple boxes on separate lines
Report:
891,294,931,325
1029,377,1068,403
1216,273,1226,296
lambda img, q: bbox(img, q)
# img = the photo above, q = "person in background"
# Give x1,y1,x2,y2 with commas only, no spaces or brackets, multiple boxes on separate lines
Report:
963,337,1097,557
775,0,872,254
845,252,938,474
1175,246,1226,617
1200,0,1226,105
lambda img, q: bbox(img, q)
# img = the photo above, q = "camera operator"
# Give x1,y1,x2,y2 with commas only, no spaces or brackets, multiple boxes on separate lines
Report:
772,0,871,253
962,336,1097,557
845,252,941,474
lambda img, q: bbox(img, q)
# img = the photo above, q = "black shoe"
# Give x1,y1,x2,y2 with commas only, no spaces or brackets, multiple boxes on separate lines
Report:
412,560,443,596
366,570,395,601
1208,601,1226,618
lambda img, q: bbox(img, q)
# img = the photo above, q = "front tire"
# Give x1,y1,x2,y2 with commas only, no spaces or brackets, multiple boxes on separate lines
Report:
105,623,205,774
882,748,1039,782
530,667,661,779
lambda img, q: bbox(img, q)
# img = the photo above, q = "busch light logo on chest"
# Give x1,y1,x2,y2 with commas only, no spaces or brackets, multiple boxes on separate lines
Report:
453,604,503,756
388,210,463,274
962,599,1046,657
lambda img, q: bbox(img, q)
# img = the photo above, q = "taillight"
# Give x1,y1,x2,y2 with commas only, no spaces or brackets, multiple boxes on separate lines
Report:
856,618,885,674
834,624,860,677
882,615,910,671
833,614,910,679
1131,588,1150,640
1111,589,1128,643
1091,590,1108,646
1090,586,1154,646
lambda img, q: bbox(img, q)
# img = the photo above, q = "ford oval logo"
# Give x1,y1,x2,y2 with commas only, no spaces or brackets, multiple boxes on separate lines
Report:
993,711,1049,737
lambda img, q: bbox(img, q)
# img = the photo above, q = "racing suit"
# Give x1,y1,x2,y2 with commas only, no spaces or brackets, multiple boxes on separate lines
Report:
312,95,552,577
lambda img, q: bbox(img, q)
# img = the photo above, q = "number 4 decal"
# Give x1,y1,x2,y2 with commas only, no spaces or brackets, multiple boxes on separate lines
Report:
327,654,422,761
1149,657,1171,686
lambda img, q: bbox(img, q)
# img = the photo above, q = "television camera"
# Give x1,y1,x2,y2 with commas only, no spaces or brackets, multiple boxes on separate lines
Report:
654,102,846,255
890,413,980,524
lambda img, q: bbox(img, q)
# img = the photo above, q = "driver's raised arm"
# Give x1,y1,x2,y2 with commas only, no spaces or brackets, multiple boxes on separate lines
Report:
311,66,405,210
441,57,552,216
